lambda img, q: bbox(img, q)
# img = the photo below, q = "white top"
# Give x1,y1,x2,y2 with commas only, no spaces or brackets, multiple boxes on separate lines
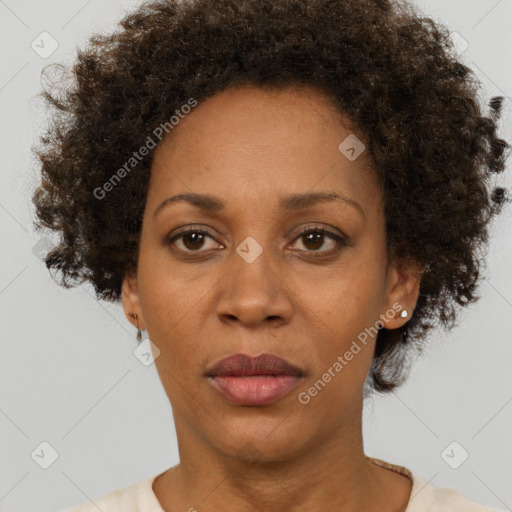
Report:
65,457,504,511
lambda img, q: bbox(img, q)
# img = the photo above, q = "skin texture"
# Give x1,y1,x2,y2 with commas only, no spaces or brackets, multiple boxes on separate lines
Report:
122,85,421,511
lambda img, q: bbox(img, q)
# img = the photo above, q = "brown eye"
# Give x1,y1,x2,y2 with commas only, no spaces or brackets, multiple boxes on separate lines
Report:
166,228,220,253
181,231,207,251
291,227,347,254
165,225,348,257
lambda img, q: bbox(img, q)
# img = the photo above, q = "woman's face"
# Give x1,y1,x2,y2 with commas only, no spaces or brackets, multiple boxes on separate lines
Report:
123,85,420,461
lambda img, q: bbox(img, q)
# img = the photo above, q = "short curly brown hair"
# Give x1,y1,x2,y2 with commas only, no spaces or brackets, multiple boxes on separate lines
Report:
32,0,510,394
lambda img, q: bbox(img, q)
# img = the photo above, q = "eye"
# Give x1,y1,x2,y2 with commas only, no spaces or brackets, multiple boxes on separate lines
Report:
165,225,349,256
165,227,221,253
290,226,348,254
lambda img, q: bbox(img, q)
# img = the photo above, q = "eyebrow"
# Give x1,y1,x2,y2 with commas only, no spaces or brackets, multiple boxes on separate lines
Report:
153,191,365,219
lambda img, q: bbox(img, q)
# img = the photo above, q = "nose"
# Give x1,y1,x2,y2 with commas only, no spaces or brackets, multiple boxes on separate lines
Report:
215,245,293,329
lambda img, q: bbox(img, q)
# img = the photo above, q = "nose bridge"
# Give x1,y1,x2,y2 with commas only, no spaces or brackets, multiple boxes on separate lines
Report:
231,233,276,301
216,231,292,326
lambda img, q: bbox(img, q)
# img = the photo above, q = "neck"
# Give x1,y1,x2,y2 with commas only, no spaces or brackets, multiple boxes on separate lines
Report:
152,411,401,512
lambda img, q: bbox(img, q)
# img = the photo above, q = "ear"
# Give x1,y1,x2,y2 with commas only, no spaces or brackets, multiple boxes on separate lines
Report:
380,257,424,330
121,272,146,331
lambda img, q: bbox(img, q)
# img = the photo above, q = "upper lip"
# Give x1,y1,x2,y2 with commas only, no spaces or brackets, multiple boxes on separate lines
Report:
206,353,304,377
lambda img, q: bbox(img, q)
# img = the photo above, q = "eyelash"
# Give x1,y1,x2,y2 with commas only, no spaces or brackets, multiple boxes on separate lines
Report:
165,226,348,256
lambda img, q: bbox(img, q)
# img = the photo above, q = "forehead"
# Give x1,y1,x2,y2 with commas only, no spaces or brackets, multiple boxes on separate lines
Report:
148,85,381,218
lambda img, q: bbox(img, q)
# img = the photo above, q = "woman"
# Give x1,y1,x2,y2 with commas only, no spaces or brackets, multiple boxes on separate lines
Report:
32,0,509,510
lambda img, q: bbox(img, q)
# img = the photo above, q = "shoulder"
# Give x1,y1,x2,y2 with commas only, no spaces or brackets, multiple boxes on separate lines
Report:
407,474,505,512
64,475,163,512
366,456,503,512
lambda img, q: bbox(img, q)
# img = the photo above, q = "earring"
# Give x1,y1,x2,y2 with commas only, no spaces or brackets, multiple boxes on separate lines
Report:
399,308,408,343
129,312,142,342
376,307,409,335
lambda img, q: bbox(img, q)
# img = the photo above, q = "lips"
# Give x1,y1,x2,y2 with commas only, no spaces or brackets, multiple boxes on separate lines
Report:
205,353,304,406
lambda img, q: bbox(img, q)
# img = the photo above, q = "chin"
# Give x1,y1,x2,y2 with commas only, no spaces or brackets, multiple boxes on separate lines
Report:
207,414,316,463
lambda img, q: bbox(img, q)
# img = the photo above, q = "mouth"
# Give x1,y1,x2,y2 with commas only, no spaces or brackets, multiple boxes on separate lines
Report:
205,353,304,406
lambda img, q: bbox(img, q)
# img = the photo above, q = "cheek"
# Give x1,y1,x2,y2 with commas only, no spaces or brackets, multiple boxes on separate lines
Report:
315,301,378,381
137,240,202,329
307,257,384,332
305,259,384,376
136,246,217,382
300,294,379,412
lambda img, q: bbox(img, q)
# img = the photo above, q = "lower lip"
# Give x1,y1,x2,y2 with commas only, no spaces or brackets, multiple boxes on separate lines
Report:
208,375,302,406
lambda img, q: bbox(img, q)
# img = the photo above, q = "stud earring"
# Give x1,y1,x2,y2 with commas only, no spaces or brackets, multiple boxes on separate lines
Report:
399,309,408,344
376,307,409,333
129,312,142,342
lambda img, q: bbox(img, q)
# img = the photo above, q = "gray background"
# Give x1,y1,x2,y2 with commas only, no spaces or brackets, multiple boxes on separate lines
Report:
1,1,511,511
